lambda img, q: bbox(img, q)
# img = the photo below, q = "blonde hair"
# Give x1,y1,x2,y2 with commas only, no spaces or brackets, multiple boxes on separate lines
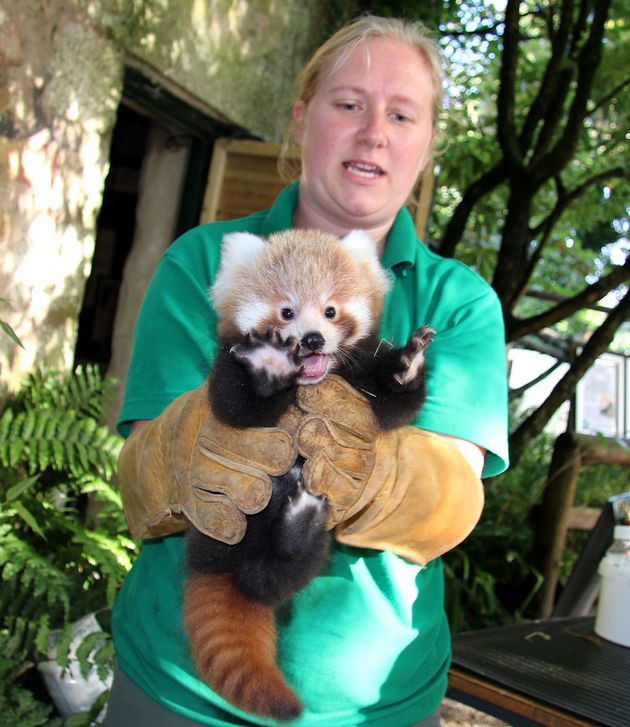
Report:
279,14,445,181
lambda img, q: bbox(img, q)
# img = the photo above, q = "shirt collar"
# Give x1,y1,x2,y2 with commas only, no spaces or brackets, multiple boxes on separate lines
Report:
380,207,417,274
261,182,418,273
261,182,300,236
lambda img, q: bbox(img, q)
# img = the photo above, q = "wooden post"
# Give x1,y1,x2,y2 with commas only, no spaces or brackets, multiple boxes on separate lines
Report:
534,432,630,618
534,433,582,618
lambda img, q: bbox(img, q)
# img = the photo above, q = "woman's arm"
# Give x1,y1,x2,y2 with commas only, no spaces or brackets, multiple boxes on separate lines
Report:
432,433,486,477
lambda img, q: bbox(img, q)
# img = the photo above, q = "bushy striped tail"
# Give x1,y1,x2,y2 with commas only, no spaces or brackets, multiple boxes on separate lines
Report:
183,572,303,721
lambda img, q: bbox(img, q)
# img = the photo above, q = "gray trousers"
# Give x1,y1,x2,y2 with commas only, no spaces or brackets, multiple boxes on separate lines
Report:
103,666,442,727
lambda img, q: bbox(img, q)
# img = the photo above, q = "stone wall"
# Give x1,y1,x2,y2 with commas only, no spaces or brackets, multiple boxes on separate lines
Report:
0,0,327,389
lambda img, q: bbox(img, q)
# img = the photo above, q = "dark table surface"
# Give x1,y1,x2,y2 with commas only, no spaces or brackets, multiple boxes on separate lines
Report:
450,616,630,727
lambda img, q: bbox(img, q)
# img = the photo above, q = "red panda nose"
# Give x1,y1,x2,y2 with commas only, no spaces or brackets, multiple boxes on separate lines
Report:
301,332,325,352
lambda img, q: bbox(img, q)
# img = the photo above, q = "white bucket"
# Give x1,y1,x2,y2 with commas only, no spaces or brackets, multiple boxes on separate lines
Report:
594,526,630,648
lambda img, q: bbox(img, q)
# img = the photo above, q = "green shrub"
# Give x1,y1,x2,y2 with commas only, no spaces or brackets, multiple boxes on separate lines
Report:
445,428,629,633
0,366,136,726
444,431,551,632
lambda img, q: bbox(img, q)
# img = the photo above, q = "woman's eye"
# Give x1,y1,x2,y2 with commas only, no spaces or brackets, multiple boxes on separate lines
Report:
281,308,295,320
325,307,336,319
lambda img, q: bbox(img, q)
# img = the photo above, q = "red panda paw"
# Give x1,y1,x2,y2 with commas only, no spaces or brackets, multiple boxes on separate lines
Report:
231,329,304,397
392,325,435,389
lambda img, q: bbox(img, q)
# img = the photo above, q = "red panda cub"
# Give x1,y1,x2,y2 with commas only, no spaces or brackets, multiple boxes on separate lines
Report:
183,229,434,721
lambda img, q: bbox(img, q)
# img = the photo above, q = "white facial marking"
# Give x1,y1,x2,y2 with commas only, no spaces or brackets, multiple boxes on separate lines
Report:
235,301,272,333
344,299,373,342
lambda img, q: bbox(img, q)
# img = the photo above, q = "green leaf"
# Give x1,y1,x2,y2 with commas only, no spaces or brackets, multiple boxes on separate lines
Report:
12,503,47,540
1,320,24,349
5,475,41,503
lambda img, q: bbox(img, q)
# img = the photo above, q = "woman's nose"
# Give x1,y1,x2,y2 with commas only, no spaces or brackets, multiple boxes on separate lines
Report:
357,109,387,147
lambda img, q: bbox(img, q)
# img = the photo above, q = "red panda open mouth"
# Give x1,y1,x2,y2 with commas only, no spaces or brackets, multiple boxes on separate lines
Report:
299,353,330,381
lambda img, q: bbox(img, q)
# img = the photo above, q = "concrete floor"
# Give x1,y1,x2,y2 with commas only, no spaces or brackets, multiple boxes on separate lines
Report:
441,697,509,726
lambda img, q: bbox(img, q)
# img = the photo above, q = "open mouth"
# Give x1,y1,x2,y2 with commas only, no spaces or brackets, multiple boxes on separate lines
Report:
298,352,331,382
343,161,385,179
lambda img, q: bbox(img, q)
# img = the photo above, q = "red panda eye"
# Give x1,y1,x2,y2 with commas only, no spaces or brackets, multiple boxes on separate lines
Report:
281,308,295,320
325,307,336,319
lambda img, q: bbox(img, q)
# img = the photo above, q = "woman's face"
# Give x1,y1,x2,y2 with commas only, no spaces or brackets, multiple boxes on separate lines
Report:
293,37,435,243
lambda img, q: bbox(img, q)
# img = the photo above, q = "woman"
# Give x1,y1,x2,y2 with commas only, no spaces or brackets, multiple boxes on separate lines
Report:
106,14,509,727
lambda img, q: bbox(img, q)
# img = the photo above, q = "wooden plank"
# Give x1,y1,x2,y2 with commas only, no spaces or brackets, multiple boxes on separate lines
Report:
575,433,630,466
413,161,434,240
568,506,602,531
449,668,593,727
200,138,229,223
200,139,296,224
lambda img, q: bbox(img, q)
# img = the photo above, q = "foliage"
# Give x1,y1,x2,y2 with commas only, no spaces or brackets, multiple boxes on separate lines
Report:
0,367,136,725
428,0,630,464
444,431,551,632
0,298,24,349
445,430,629,632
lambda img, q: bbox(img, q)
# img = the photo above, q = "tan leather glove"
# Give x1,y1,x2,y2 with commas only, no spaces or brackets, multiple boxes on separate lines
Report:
335,429,484,565
285,376,382,527
292,375,484,565
118,384,297,544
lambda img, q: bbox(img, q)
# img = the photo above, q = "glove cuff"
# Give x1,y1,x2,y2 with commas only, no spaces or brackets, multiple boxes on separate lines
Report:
118,390,196,539
335,429,484,565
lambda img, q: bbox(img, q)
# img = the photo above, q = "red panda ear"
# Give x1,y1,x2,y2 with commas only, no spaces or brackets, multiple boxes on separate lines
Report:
210,232,267,308
340,230,378,259
340,230,392,295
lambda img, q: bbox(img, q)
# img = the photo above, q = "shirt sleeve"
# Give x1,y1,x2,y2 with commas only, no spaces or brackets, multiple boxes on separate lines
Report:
415,283,509,478
117,247,219,437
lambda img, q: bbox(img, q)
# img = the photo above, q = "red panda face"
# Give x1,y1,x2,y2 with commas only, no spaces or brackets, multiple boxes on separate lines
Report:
211,229,391,384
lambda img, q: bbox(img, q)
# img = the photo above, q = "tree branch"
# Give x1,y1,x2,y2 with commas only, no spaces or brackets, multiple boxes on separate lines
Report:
519,0,575,156
531,167,626,239
505,165,628,312
532,0,612,181
497,0,524,170
509,359,565,400
440,22,503,39
509,286,630,466
506,255,630,341
589,76,630,116
436,161,507,258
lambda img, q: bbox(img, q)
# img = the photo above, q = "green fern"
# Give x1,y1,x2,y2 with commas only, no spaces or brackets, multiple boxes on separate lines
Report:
17,366,112,421
0,680,63,727
0,367,137,724
0,408,121,479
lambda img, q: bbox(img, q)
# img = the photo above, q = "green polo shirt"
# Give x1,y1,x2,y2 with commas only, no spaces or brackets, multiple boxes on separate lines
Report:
114,183,508,726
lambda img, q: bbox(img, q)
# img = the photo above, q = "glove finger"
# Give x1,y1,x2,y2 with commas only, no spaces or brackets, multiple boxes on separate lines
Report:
302,454,363,528
191,448,273,515
184,491,247,545
298,415,376,474
296,375,379,441
198,420,297,476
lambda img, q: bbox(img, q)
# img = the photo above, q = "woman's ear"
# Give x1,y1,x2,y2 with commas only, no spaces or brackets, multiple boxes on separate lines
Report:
292,101,306,145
